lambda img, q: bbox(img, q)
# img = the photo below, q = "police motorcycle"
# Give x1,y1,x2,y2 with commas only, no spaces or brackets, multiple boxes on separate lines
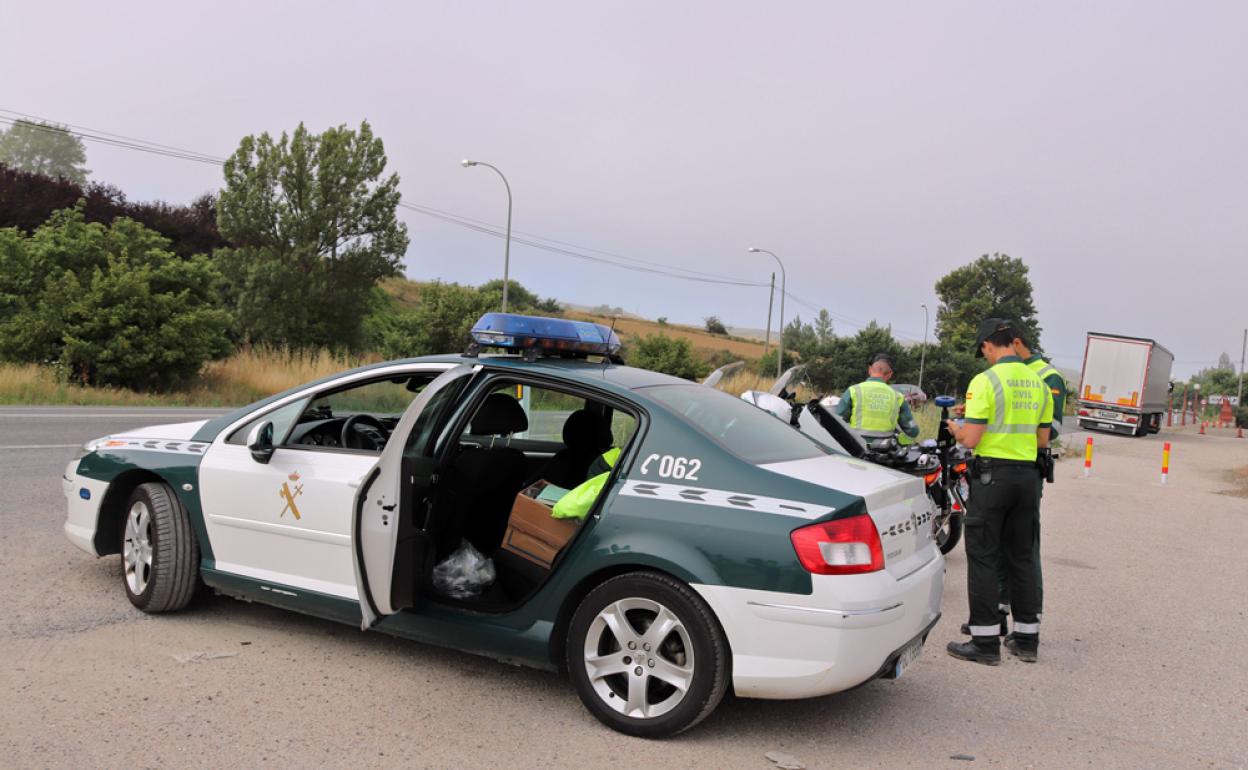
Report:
726,366,970,554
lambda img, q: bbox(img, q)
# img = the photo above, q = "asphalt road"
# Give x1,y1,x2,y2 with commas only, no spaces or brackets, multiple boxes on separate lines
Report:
2,407,1246,768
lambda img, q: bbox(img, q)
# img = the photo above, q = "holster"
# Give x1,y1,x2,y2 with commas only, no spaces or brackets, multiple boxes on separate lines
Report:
972,457,994,486
1036,448,1055,484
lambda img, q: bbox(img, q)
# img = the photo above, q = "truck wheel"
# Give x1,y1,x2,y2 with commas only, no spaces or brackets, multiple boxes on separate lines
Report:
121,482,200,613
567,571,729,737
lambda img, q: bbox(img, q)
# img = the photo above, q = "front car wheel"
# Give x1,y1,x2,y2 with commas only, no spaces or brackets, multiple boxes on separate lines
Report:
121,482,200,613
567,571,729,737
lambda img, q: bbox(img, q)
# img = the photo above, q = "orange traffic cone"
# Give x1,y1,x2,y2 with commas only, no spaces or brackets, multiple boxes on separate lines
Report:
1238,426,1244,439
1199,421,1206,435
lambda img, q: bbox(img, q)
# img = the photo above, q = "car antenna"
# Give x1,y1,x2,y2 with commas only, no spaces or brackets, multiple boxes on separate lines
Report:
601,314,620,372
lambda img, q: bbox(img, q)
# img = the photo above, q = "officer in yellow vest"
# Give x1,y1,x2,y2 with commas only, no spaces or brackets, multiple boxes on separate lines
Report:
945,318,1052,665
833,353,920,448
960,322,1063,639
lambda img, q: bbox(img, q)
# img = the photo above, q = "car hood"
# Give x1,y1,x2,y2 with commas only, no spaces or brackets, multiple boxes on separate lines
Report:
112,419,212,441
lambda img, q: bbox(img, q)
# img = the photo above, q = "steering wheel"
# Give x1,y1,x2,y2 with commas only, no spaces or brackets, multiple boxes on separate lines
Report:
341,414,387,451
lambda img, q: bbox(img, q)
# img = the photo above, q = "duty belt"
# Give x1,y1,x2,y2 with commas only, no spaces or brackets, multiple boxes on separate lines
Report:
972,457,1035,468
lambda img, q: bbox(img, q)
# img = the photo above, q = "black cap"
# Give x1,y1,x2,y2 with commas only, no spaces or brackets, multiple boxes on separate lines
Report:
973,317,1014,358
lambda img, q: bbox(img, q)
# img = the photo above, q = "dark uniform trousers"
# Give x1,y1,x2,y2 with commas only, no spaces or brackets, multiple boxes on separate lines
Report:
965,462,1041,645
996,475,1044,614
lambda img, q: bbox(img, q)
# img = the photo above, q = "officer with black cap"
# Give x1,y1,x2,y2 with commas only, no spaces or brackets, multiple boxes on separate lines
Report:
945,318,1053,665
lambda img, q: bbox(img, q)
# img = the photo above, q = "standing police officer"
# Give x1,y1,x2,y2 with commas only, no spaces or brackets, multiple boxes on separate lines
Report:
834,353,920,448
946,319,1052,665
960,322,1063,638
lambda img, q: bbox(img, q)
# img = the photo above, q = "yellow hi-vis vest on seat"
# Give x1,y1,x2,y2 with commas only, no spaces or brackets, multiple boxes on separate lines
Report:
552,447,620,520
849,379,906,440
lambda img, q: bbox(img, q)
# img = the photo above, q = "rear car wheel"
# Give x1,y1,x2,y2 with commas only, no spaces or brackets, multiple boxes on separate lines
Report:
567,571,729,737
121,482,199,613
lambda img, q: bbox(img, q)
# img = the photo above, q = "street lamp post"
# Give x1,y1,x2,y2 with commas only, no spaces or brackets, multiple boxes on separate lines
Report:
762,272,775,360
461,159,513,312
749,248,786,378
919,303,929,394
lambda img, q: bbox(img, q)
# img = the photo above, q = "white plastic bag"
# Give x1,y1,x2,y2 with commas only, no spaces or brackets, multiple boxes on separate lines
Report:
432,540,496,599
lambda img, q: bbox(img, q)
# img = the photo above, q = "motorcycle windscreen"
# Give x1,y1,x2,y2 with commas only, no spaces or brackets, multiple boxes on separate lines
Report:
802,401,869,458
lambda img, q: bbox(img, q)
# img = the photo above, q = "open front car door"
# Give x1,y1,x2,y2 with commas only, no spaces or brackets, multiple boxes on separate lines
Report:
352,364,476,630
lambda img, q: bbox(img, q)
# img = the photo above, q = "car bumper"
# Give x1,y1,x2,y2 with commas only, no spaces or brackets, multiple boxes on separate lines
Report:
692,551,945,699
63,461,108,556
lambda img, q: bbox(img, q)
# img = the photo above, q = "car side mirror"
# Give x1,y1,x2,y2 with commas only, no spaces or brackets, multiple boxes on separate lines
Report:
247,421,276,464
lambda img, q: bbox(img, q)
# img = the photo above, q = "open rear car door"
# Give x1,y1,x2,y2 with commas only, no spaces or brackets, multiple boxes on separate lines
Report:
353,364,477,630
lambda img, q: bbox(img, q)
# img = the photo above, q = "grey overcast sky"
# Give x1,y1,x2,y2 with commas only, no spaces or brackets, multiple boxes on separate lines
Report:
2,0,1245,377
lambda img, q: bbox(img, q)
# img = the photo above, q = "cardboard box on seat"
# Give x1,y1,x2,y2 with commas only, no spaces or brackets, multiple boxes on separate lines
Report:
500,492,578,570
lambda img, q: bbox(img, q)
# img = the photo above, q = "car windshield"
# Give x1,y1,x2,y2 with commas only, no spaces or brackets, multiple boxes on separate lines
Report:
643,384,830,464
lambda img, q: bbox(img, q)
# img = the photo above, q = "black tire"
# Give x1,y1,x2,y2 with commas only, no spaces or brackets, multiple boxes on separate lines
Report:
120,482,200,613
566,571,729,738
936,513,964,555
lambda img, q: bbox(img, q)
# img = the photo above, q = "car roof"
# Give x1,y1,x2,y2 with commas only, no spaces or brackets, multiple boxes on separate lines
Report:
192,352,693,442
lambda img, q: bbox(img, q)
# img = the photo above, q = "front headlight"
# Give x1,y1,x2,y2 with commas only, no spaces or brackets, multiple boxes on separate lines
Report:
73,437,109,462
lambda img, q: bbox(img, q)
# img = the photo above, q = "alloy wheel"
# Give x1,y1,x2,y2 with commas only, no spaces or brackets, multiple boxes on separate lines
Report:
583,597,695,719
123,500,153,596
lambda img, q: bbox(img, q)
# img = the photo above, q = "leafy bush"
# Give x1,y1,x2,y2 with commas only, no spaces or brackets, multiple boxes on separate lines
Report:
627,335,709,381
704,315,728,335
0,206,231,389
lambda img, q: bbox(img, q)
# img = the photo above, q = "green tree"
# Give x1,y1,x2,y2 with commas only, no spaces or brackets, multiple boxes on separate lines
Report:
704,316,728,335
0,119,90,184
375,281,491,359
0,206,231,388
628,334,709,380
934,253,1041,352
217,121,408,349
814,309,834,346
478,279,561,314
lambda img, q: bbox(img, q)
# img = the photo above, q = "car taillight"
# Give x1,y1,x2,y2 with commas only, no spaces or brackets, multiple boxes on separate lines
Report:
1125,415,1138,424
1078,408,1090,416
790,514,885,575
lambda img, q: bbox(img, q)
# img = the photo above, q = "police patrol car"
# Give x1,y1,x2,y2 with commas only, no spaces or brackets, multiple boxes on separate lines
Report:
62,313,944,737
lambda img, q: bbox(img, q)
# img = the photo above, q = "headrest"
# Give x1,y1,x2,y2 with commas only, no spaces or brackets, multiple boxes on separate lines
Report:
562,409,613,452
470,393,529,436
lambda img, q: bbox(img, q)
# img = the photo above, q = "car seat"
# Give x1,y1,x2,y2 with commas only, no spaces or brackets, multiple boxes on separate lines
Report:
539,409,613,489
440,393,530,556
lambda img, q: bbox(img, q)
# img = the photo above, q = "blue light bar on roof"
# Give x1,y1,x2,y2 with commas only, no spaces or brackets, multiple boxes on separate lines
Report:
470,313,622,358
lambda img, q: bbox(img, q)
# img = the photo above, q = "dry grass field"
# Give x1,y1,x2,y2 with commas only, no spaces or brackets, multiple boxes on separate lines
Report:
564,309,767,359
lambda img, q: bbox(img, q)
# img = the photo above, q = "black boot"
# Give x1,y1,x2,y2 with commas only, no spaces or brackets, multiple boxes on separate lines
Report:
1005,634,1038,663
946,639,1001,666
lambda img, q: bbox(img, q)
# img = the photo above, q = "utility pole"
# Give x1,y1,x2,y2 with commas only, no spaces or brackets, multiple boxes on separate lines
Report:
918,303,929,394
1238,328,1246,406
762,272,775,359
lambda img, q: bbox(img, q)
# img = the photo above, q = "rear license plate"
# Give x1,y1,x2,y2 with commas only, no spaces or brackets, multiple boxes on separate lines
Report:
1095,410,1120,420
893,638,923,679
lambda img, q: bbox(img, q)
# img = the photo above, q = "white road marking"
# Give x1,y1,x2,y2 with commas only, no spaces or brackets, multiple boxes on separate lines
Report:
0,444,80,450
0,412,225,418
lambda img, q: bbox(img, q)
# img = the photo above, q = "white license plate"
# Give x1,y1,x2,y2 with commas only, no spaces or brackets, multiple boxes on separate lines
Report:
1095,409,1120,420
893,638,923,679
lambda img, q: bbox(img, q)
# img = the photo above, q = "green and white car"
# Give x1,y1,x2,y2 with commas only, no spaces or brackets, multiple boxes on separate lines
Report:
62,313,944,737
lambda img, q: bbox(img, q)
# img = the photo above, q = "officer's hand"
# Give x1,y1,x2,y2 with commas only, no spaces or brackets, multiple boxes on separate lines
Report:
944,419,962,441
952,404,966,418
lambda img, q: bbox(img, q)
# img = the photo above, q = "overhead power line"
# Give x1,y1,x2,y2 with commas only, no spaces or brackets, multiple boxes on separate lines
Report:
2,107,929,337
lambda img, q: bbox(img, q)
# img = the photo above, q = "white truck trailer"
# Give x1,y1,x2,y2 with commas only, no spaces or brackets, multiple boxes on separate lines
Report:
1076,332,1174,437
